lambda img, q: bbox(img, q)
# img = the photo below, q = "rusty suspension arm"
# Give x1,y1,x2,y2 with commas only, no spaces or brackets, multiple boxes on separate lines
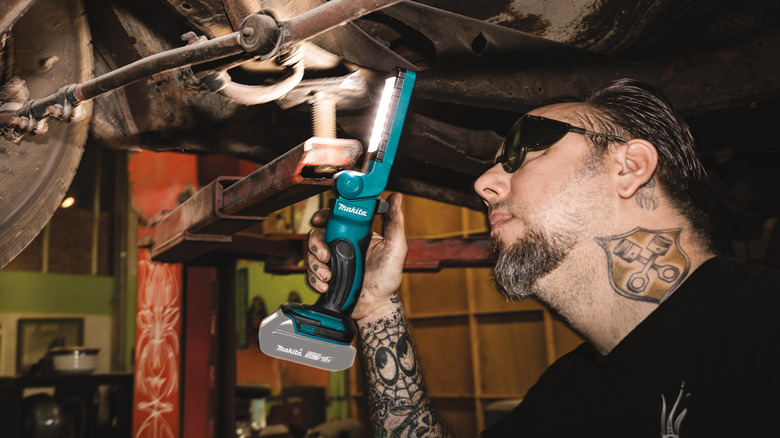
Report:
146,138,363,263
1,0,406,137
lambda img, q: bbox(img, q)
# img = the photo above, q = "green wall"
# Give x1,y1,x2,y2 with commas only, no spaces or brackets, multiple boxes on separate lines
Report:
239,261,318,309
0,271,113,315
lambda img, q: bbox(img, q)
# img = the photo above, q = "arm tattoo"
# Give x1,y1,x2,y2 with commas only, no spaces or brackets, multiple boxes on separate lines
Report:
635,176,659,210
596,227,690,304
359,297,452,437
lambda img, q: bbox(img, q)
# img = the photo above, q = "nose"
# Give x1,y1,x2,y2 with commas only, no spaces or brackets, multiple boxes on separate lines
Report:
474,162,509,204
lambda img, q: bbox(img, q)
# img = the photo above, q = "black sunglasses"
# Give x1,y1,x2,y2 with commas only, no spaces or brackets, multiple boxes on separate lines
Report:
496,114,628,172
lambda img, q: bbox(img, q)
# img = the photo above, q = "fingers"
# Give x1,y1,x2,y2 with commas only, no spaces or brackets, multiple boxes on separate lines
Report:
307,228,330,264
307,228,331,293
308,264,329,293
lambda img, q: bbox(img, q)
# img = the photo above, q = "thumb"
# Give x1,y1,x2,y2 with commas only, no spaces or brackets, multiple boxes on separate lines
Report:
310,207,331,227
383,192,406,245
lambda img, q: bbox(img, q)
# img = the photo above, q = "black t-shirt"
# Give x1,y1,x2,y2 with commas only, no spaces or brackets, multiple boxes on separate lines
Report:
482,256,780,438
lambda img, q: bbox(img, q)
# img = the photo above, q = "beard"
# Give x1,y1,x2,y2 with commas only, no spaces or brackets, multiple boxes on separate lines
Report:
491,226,576,301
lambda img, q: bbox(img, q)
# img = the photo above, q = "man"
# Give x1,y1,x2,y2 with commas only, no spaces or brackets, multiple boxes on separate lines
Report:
306,79,780,437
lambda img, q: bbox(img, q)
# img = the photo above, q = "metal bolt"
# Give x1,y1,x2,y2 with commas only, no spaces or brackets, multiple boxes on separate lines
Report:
242,27,256,38
39,56,60,72
311,92,336,138
181,31,197,44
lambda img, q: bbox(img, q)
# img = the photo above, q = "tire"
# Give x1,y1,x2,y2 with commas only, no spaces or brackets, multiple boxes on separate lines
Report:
0,0,93,269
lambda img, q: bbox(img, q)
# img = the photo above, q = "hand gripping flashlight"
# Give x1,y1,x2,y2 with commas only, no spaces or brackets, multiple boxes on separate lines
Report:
258,69,416,370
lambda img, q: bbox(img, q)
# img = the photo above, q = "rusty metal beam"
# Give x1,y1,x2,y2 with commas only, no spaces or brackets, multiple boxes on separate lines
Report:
147,139,362,263
404,237,493,271
220,138,362,216
198,233,493,273
187,233,310,268
263,236,493,272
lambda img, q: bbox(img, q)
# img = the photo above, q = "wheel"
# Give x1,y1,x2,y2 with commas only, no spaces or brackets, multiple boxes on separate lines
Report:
0,0,93,269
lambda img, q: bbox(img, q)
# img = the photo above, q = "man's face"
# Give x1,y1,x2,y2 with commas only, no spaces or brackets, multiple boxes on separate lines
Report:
475,103,608,300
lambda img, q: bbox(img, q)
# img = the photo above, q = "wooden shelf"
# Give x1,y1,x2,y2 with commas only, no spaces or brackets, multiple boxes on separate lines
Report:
408,307,548,321
478,394,526,400
408,311,470,320
429,393,477,400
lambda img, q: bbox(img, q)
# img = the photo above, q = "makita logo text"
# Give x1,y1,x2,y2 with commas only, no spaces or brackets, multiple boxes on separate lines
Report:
337,204,368,217
276,345,303,356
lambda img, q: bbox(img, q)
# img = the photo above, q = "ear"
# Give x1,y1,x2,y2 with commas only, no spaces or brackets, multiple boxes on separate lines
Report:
612,139,658,199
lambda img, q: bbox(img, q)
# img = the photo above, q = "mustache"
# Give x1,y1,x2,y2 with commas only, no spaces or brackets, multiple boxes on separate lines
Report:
487,200,512,217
